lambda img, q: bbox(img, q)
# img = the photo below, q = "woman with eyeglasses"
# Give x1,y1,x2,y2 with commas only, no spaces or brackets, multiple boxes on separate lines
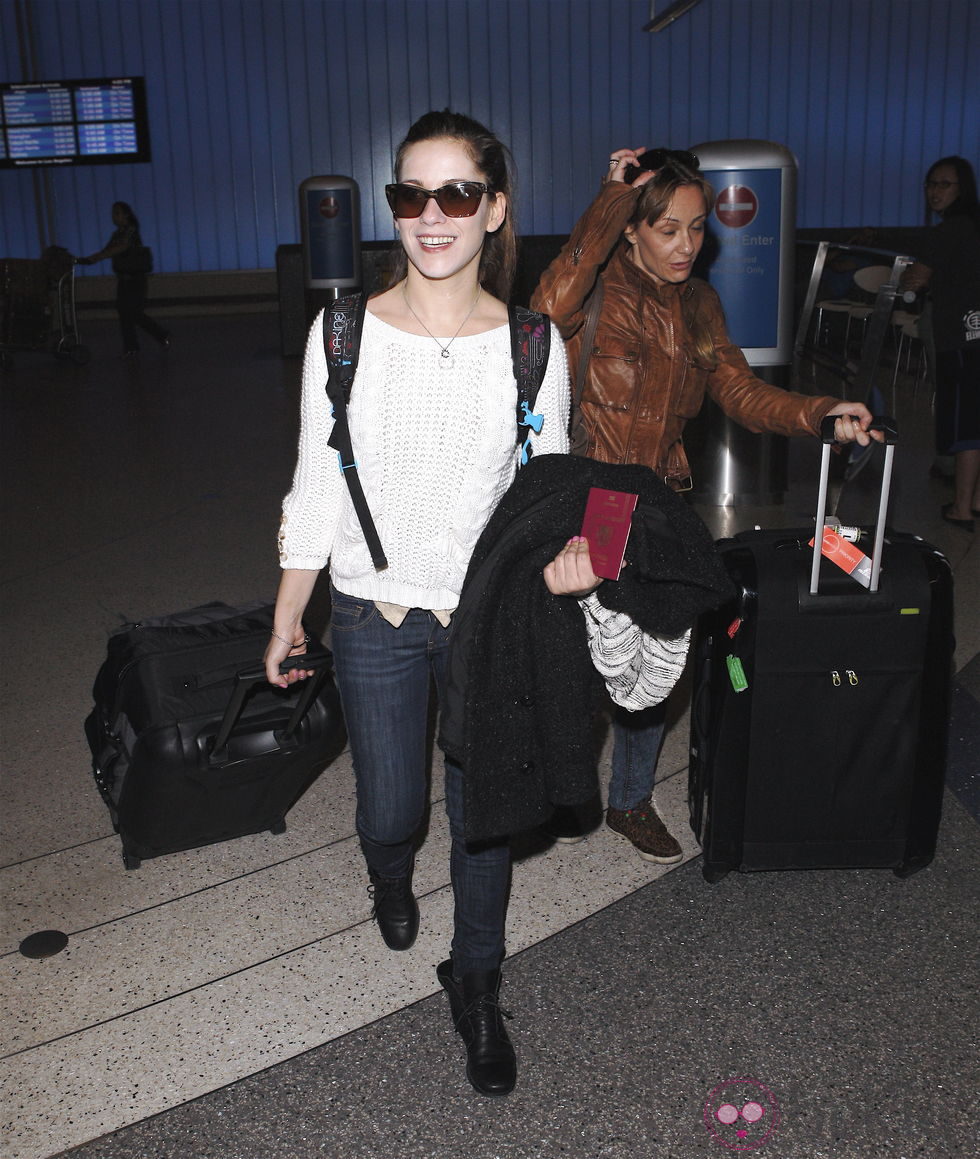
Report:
903,156,980,531
531,146,879,860
263,110,569,1097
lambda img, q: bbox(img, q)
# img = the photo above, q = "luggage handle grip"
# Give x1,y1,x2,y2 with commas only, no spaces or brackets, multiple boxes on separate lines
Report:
818,414,897,445
812,415,897,596
209,653,333,758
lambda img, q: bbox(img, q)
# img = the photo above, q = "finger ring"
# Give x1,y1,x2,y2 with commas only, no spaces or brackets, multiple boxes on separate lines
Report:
609,157,619,165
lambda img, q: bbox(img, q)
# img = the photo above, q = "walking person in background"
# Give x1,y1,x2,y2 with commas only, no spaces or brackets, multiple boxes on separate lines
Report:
903,156,980,531
531,145,881,862
78,201,169,357
264,110,569,1097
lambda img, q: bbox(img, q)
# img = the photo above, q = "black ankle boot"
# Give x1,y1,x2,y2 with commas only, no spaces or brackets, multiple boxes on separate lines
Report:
367,871,419,951
437,958,516,1096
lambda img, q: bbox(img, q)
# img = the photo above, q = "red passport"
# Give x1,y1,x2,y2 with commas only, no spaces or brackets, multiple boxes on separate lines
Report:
580,487,638,580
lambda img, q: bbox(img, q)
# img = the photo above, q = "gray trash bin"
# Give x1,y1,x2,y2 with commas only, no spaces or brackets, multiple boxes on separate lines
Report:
299,175,362,324
688,139,797,506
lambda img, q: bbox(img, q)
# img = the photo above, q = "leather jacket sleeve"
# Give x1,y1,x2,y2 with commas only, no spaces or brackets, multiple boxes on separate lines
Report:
699,284,837,437
530,184,639,337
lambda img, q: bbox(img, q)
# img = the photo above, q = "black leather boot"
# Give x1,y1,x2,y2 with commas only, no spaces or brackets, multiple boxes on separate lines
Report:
437,958,516,1096
367,871,419,951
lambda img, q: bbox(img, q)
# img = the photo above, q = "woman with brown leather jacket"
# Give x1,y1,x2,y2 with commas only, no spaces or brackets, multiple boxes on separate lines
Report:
531,146,879,862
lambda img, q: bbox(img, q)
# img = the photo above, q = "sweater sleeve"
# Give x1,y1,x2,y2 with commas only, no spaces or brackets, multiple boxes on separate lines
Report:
700,285,837,437
277,310,345,570
577,593,691,711
530,184,639,339
528,321,571,455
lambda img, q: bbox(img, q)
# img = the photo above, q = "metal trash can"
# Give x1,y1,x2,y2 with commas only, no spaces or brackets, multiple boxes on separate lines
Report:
687,140,797,506
299,176,362,324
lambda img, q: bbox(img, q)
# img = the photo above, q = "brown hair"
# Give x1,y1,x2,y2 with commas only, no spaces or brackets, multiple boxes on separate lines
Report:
627,162,718,367
380,110,517,302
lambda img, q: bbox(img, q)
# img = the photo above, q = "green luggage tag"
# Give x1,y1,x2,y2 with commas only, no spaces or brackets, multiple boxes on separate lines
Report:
726,655,748,693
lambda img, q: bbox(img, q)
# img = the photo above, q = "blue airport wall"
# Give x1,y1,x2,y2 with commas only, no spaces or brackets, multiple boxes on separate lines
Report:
2,0,976,273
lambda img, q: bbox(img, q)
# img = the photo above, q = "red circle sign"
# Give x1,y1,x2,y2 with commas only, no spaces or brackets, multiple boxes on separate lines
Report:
715,184,758,228
319,196,341,219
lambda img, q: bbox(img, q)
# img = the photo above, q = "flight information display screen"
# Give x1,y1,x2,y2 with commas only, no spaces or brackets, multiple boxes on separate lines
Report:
0,77,150,168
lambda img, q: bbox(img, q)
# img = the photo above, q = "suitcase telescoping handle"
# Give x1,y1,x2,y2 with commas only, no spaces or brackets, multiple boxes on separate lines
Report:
811,415,898,596
209,653,333,758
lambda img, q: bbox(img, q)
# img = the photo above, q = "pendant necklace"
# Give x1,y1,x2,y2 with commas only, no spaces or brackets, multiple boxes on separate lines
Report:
403,285,481,367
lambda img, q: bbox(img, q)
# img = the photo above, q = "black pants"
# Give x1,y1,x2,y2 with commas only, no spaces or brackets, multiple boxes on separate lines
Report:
935,344,980,454
116,274,167,352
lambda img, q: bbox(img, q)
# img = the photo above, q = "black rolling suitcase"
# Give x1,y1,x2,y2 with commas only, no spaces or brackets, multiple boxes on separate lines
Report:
85,601,344,869
689,419,954,882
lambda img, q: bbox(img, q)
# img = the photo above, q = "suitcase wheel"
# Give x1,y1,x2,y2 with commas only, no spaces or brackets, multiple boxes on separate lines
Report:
701,862,730,884
894,853,933,879
122,850,141,871
269,818,287,836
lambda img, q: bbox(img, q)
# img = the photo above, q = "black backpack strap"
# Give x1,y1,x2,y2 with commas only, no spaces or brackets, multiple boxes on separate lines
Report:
323,294,388,570
508,305,551,465
323,293,365,400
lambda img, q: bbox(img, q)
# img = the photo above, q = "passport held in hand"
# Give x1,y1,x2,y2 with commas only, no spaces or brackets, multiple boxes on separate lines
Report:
580,487,638,580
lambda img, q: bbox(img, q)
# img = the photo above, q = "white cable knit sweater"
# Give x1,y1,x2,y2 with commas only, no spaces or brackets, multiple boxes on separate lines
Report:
279,308,570,610
280,307,690,712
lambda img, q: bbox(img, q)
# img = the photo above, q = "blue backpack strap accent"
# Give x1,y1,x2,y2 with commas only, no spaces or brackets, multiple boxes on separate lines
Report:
509,305,551,466
322,293,388,570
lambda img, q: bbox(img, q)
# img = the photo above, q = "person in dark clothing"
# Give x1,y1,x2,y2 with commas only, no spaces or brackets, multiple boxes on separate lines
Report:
79,201,169,357
903,156,980,530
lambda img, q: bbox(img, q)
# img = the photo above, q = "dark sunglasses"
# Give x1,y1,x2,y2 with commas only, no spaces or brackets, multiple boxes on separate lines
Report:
624,148,700,182
385,181,490,219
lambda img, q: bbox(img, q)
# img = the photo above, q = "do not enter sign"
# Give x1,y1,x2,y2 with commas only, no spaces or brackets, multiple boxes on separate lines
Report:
715,184,758,228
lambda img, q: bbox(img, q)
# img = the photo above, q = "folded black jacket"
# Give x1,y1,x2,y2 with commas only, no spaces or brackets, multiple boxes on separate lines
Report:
438,454,734,841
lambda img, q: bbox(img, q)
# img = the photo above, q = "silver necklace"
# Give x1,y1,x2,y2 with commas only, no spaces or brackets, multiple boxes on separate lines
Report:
403,285,481,361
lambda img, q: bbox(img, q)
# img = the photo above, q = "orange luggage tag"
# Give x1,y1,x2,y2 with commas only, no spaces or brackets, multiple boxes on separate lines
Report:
808,525,873,589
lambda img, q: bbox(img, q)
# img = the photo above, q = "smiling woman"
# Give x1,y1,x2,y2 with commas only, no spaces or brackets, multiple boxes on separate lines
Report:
263,109,571,1100
381,134,508,330
378,109,517,306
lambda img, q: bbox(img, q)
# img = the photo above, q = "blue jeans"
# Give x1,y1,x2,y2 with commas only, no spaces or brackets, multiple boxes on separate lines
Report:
328,585,510,975
609,701,667,811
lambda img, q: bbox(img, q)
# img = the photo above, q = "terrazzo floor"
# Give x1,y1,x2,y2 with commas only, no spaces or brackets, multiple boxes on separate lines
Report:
1,312,977,1159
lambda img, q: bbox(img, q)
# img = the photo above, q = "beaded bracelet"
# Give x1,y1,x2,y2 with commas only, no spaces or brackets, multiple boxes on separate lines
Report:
270,629,309,650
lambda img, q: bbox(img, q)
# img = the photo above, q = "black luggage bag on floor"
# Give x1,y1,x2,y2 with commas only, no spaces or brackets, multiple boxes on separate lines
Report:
85,602,344,869
689,419,954,882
